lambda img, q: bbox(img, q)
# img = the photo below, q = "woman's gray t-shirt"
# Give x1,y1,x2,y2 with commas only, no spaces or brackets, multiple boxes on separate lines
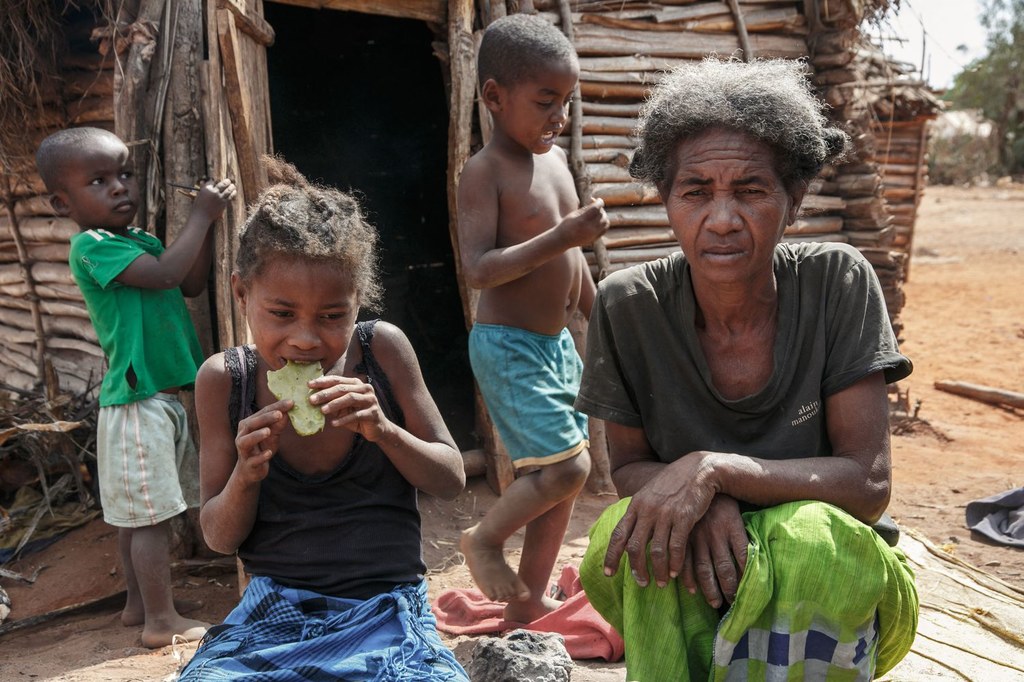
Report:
575,242,912,463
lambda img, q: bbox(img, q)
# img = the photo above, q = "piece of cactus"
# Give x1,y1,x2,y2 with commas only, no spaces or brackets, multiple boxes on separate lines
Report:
267,361,325,436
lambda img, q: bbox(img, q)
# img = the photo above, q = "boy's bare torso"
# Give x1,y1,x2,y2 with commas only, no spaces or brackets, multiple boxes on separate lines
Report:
473,146,585,335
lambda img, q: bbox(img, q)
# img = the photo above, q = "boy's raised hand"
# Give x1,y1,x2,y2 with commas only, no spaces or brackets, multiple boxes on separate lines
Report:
558,198,610,248
191,178,237,223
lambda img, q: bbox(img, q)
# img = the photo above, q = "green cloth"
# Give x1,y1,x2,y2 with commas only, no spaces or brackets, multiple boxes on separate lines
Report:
580,499,918,681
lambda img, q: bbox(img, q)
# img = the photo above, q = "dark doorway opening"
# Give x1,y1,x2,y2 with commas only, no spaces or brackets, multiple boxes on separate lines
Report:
264,4,474,450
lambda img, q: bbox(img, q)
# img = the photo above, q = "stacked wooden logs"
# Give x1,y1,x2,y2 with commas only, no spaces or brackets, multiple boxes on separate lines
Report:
535,0,822,274
532,0,917,304
862,51,941,281
0,14,111,395
872,118,932,282
812,29,940,333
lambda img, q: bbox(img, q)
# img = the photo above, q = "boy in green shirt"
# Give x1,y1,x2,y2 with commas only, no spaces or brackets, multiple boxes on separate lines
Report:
36,126,235,647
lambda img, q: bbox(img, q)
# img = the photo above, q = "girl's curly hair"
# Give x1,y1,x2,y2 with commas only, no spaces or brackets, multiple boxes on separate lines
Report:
236,155,382,311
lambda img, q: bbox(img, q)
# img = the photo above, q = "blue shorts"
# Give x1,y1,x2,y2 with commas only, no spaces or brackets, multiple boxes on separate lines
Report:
469,323,588,469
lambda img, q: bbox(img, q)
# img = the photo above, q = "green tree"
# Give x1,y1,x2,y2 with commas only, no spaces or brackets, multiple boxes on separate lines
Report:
947,0,1024,175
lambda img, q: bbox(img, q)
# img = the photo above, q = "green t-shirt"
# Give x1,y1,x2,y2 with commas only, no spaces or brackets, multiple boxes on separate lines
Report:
576,242,912,462
69,227,204,407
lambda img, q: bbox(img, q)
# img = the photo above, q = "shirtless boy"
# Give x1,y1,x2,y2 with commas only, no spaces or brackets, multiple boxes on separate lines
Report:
457,13,610,624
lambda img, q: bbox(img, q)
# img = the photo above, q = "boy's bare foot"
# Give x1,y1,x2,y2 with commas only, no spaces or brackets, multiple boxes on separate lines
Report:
503,594,562,624
122,597,203,627
461,525,530,603
141,616,209,649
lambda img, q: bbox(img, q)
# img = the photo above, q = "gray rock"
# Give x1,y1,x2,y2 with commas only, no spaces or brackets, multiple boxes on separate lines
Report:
468,629,573,682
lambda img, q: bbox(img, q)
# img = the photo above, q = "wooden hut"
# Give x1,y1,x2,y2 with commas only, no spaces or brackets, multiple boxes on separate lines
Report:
0,0,934,492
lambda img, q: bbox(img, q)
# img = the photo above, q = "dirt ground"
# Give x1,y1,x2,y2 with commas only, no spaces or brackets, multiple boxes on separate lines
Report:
0,184,1021,681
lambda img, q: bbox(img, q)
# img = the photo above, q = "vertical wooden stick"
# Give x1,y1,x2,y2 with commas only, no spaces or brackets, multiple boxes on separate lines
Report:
557,0,612,281
557,1,614,493
449,0,516,493
726,0,754,61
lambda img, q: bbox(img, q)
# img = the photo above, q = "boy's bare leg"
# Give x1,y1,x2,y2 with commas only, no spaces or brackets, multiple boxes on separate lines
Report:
130,520,209,648
119,527,142,625
120,526,203,626
461,452,590,607
503,494,578,624
120,522,202,622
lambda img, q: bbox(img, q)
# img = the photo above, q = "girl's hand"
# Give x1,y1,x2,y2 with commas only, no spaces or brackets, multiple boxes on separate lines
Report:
309,375,392,442
234,399,291,485
604,451,720,588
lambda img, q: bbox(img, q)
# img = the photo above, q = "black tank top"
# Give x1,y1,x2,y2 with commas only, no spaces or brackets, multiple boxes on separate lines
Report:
225,320,425,599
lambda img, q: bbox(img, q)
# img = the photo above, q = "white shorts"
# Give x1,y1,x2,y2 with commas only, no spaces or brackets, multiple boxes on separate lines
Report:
97,393,198,528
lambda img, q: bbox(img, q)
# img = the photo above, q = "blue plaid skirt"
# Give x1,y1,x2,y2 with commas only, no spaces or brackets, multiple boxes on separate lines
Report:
179,577,468,681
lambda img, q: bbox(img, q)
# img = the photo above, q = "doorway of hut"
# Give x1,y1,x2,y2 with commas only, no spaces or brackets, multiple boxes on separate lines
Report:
264,3,475,450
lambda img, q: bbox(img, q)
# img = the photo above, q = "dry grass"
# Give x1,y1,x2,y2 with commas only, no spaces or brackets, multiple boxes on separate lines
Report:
0,1,76,179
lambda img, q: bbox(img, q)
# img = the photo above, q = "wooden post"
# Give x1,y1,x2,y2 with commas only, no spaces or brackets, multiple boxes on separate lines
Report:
448,0,516,493
202,4,248,352
569,107,612,280
445,0,476,331
217,0,275,45
113,0,166,233
725,0,754,61
164,0,212,355
567,311,613,494
556,0,614,493
903,122,929,282
557,0,611,281
216,9,260,204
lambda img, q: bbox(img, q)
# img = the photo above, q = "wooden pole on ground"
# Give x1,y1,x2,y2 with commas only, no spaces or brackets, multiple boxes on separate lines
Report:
934,381,1024,411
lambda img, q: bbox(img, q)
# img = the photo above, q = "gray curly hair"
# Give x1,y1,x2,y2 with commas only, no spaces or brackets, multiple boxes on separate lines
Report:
236,156,383,311
630,57,849,192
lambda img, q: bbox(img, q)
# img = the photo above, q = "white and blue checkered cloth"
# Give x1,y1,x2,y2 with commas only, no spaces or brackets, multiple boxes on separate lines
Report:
179,577,467,681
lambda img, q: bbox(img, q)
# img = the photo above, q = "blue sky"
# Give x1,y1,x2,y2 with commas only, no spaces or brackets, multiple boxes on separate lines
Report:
871,0,989,89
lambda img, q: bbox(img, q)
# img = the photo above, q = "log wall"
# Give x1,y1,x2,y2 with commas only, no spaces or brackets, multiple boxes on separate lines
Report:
517,0,936,340
812,35,939,331
0,12,111,395
0,0,937,403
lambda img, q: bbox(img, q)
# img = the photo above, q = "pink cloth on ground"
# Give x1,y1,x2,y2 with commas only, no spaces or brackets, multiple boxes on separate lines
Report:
432,565,625,662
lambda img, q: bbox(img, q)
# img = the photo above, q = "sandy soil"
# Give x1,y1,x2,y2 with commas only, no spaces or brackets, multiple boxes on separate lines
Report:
0,184,1021,681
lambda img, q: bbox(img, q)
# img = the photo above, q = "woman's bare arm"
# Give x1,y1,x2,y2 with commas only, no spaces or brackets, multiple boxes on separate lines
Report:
602,371,892,588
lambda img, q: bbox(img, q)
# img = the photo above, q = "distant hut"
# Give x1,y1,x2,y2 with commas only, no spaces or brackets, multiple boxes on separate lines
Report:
0,0,936,492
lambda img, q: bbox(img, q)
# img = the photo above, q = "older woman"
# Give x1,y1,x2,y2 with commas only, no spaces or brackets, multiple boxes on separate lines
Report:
576,58,918,681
